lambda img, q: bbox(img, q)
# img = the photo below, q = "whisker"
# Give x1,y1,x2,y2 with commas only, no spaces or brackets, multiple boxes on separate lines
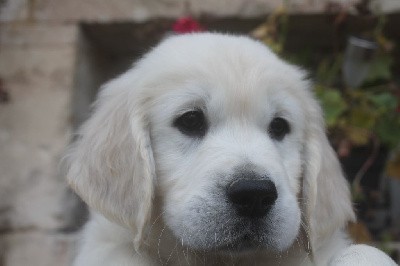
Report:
181,246,190,265
147,210,166,236
157,224,167,265
165,240,179,265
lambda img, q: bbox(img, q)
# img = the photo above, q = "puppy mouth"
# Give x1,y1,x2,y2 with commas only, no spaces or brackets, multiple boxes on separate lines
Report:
205,220,275,252
169,188,300,254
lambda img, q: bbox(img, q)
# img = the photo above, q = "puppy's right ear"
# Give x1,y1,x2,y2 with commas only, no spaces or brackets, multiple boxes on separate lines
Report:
65,72,155,248
301,89,355,255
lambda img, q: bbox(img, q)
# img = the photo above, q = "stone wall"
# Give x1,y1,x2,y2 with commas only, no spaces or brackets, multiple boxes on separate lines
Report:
0,22,78,265
1,0,400,265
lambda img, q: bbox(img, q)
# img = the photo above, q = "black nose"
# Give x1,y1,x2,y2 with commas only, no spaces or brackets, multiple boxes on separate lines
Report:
227,179,278,218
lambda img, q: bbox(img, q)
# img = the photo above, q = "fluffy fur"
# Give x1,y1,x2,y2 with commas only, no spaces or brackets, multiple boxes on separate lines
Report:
66,33,396,265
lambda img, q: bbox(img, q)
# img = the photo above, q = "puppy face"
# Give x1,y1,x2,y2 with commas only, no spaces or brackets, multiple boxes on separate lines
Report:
67,33,354,257
145,35,309,252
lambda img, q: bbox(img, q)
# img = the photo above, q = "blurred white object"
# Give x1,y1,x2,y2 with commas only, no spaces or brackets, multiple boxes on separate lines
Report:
330,244,397,265
342,36,378,88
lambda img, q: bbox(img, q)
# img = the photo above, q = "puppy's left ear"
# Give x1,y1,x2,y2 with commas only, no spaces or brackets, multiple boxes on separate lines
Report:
302,93,356,251
65,72,155,249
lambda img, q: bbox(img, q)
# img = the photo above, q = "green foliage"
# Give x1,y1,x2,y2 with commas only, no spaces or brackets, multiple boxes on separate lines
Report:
304,47,399,147
376,115,400,148
315,86,347,127
253,9,399,148
315,82,399,148
368,92,397,112
299,51,398,147
315,83,399,147
365,54,393,83
315,56,343,86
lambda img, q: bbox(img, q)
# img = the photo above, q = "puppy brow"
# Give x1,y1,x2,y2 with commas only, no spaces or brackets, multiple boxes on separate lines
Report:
272,110,293,123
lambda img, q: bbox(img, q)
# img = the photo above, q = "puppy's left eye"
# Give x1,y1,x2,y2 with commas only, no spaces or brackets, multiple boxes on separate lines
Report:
268,117,290,141
173,110,207,138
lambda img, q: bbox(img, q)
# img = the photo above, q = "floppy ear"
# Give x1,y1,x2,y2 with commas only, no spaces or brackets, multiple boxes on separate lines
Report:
65,72,155,249
302,95,356,251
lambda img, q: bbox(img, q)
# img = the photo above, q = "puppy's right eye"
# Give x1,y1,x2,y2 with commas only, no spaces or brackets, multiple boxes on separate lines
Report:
173,110,207,138
268,117,290,141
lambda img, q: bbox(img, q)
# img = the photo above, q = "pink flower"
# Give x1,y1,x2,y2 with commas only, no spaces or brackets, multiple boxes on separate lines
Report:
172,17,204,34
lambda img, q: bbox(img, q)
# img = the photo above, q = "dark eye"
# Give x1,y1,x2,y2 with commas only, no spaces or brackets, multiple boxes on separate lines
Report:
173,110,207,138
268,117,290,141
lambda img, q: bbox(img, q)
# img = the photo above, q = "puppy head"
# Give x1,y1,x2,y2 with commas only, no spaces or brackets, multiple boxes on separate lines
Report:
66,33,355,253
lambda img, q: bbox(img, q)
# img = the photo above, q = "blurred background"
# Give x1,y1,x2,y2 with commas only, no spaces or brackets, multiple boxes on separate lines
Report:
0,0,400,265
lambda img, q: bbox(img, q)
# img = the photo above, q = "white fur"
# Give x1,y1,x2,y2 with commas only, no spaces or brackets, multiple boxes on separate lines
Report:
66,33,396,265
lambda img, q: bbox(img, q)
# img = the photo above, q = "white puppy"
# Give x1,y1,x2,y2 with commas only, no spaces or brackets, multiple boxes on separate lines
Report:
66,33,396,265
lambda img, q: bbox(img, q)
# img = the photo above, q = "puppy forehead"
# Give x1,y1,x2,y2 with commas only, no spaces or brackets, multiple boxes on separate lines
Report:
144,34,307,114
142,33,292,83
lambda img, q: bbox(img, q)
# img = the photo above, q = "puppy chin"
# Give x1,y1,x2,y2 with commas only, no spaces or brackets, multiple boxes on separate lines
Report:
177,222,299,255
236,230,298,253
216,237,285,254
219,217,301,254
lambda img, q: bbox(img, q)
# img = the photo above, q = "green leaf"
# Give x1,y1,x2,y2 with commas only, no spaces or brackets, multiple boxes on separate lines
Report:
349,108,376,129
368,92,397,112
316,56,343,86
316,87,347,126
375,115,400,147
346,126,370,145
365,54,393,83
